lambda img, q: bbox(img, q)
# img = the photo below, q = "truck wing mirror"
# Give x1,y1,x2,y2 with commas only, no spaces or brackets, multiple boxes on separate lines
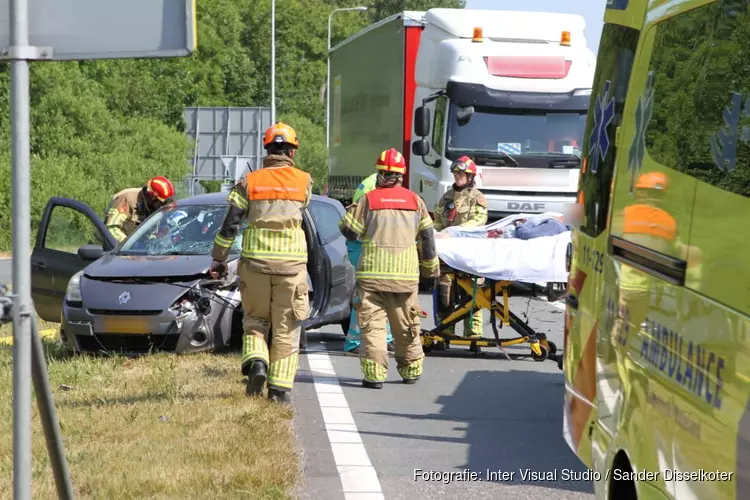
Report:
456,106,475,127
414,106,430,137
412,139,430,157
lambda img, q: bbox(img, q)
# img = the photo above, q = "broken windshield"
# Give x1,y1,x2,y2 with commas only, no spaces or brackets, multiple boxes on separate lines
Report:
118,204,244,256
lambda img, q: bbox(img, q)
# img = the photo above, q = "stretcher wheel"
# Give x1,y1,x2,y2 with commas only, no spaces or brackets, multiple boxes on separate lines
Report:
531,344,549,362
548,341,557,355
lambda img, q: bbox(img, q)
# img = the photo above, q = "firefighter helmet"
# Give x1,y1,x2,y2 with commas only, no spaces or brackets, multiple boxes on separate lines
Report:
375,148,406,174
263,122,299,149
146,176,175,202
635,172,668,191
451,156,478,175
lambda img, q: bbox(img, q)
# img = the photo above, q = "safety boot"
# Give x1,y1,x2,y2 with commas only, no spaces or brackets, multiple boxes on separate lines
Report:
402,376,420,385
245,360,268,397
362,380,383,389
267,387,291,404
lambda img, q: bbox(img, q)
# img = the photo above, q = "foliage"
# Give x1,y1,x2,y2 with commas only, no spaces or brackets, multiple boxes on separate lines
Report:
0,0,465,250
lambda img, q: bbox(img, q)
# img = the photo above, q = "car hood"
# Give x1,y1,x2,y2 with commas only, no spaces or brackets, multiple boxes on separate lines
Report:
84,253,215,279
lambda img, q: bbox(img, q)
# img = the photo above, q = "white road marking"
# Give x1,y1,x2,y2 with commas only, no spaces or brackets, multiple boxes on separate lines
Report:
305,345,385,500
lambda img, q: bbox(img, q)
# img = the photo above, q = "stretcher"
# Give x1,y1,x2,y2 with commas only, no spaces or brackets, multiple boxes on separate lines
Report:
421,215,570,363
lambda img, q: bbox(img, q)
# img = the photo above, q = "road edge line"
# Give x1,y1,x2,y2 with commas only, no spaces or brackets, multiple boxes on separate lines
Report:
305,346,385,500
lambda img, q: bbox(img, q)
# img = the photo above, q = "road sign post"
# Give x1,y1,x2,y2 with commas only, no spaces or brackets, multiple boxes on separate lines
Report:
1,1,197,498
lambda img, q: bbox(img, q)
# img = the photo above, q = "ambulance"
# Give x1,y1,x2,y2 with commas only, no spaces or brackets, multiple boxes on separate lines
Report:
562,0,750,499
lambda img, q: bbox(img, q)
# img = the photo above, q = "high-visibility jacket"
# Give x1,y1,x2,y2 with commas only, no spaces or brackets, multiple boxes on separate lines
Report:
433,185,488,231
212,155,313,276
339,184,439,293
104,187,148,242
346,173,379,258
620,203,677,293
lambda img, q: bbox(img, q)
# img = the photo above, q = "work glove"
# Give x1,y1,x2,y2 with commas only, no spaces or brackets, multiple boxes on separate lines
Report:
209,259,227,280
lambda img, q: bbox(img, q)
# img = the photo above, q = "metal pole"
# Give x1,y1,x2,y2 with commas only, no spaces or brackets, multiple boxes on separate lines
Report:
10,0,33,495
31,317,75,500
326,12,333,151
270,0,276,124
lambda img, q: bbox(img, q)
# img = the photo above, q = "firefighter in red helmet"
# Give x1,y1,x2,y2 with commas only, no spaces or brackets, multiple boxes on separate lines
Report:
105,176,176,242
339,148,439,389
434,156,488,343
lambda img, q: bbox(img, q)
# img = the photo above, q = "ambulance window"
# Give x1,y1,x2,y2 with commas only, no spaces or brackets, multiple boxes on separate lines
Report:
579,24,640,237
644,2,750,199
431,95,447,160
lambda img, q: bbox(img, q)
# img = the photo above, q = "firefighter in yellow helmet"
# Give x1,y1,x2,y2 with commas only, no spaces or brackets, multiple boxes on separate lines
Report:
434,156,488,341
209,122,313,404
339,148,439,389
104,176,176,242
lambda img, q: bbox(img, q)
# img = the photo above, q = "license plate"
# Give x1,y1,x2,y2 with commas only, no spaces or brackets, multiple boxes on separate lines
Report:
481,168,571,188
95,317,152,334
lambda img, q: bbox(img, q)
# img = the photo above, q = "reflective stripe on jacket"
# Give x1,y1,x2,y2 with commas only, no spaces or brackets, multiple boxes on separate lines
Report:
339,185,439,293
212,155,313,276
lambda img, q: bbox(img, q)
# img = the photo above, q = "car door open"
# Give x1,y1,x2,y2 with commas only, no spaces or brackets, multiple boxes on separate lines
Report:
31,197,117,322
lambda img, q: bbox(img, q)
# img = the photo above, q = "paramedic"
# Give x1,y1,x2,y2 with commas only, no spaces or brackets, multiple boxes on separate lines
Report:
209,122,313,405
344,173,395,354
105,176,176,242
339,148,439,389
433,156,488,339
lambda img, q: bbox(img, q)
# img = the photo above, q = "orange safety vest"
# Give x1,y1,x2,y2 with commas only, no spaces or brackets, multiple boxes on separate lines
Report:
623,204,676,241
246,166,309,202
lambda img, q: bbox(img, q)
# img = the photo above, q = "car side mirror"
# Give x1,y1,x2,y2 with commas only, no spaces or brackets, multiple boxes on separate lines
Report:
78,244,105,261
456,105,475,127
412,139,430,157
414,106,431,137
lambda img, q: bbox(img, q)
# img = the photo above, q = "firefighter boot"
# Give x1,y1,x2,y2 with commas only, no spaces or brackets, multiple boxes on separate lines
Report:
246,360,268,397
268,387,291,404
362,380,383,389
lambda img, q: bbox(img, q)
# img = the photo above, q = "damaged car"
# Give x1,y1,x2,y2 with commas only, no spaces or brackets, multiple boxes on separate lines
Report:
30,192,355,355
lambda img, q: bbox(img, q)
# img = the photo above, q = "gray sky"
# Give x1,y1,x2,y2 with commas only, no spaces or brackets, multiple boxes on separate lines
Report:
464,0,606,53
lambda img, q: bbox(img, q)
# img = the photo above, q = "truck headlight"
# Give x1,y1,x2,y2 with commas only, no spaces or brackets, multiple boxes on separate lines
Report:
65,271,84,305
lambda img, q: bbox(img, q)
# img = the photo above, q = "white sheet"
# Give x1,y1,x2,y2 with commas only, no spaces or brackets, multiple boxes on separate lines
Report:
435,213,570,283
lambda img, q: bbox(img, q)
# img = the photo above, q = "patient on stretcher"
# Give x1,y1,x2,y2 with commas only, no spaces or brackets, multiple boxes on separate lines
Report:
435,213,570,240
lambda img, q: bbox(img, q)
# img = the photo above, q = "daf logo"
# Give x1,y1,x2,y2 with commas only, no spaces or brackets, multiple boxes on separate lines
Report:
508,202,546,211
118,291,131,305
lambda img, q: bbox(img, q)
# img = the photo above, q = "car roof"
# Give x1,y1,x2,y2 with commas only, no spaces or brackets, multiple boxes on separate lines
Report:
174,191,331,207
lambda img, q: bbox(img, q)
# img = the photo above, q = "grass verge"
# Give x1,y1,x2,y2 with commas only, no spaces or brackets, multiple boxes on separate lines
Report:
0,331,300,499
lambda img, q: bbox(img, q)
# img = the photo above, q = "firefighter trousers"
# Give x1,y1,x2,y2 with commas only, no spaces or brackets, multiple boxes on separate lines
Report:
238,261,309,393
355,286,424,383
437,271,483,337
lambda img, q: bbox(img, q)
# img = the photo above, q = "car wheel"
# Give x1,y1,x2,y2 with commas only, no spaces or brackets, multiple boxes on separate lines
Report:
299,324,308,349
340,314,351,335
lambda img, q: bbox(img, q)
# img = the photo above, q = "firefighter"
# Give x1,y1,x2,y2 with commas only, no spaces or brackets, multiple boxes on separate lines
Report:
339,148,439,389
344,172,395,354
104,176,176,242
209,122,313,404
433,156,488,340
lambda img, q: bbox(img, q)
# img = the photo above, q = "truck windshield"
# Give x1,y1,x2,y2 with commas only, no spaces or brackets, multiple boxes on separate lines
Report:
445,104,587,166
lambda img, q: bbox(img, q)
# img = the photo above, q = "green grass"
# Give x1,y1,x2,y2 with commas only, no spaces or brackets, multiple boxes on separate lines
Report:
0,331,300,499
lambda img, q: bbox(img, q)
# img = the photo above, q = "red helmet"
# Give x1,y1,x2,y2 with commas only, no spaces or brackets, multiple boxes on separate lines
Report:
451,156,478,175
146,176,175,202
375,148,406,174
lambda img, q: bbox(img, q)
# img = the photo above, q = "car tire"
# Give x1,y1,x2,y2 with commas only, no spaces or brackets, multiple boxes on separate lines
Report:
340,314,351,336
299,324,308,349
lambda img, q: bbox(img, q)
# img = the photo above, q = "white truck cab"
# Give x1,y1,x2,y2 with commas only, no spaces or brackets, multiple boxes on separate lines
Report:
410,9,596,218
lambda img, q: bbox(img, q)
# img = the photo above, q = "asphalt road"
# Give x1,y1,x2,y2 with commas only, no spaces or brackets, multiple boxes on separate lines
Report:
293,290,594,500
0,259,10,286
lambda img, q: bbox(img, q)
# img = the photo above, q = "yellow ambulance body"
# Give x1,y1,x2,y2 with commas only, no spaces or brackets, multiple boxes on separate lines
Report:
563,0,750,498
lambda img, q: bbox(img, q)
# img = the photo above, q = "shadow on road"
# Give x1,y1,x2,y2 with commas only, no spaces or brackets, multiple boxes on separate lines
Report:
355,368,593,494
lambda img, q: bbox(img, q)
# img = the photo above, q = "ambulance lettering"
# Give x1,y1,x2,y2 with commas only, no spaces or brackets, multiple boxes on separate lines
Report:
639,317,726,409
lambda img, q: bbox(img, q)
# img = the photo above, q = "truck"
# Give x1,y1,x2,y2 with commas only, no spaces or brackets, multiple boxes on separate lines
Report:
326,8,596,219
